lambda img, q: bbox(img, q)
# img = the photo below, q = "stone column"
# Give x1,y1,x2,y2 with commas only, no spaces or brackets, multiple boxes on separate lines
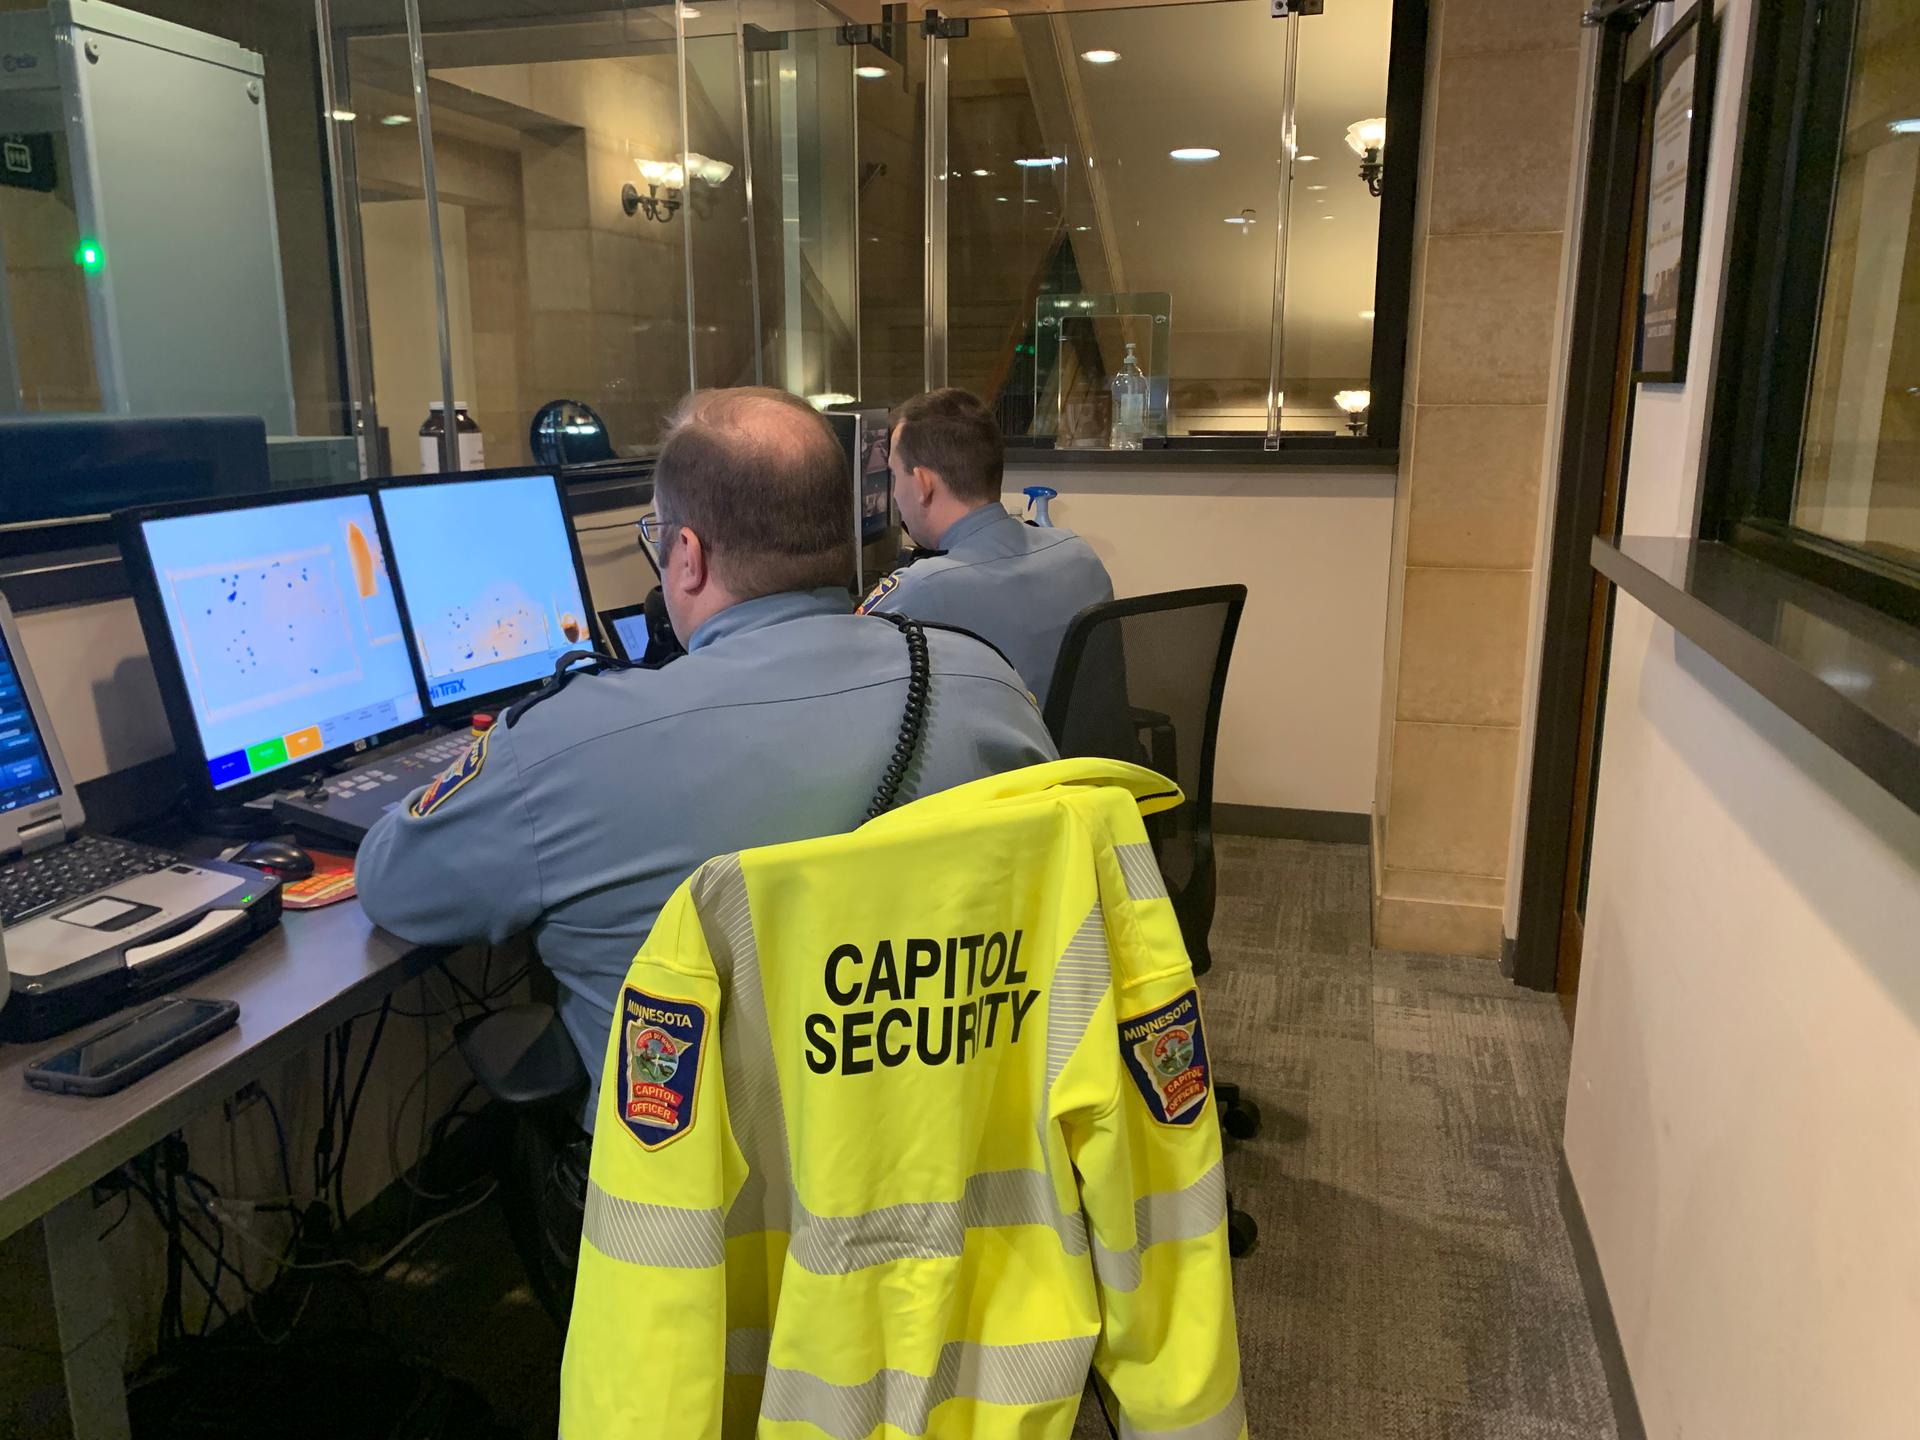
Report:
1373,0,1588,956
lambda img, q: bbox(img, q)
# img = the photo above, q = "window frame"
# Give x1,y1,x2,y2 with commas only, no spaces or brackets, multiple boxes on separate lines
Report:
1702,0,1920,625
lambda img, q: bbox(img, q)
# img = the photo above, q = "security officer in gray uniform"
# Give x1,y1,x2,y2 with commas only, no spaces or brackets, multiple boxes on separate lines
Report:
356,388,1057,1123
860,388,1114,708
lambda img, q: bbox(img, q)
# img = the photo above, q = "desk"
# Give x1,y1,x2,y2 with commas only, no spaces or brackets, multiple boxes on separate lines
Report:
0,902,441,1440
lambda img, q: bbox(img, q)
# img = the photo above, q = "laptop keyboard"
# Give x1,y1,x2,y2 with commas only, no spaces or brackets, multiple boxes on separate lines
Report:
0,834,180,928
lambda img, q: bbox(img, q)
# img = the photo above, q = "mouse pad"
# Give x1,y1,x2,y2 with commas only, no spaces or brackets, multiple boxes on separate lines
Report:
281,851,358,910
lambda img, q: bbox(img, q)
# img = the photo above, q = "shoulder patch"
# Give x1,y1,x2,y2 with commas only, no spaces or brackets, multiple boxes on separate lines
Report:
1117,988,1211,1126
615,985,708,1150
407,728,491,818
856,571,901,615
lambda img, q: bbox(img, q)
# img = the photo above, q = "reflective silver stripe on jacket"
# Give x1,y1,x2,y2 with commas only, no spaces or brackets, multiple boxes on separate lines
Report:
727,1327,771,1376
758,1334,1097,1439
786,1165,1070,1274
582,1178,725,1269
1044,904,1111,1101
1118,1386,1246,1440
1088,1161,1229,1292
692,853,794,1240
699,851,1113,1277
1114,842,1169,902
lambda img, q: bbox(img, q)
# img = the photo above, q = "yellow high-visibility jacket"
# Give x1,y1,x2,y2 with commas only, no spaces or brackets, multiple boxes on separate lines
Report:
561,758,1245,1440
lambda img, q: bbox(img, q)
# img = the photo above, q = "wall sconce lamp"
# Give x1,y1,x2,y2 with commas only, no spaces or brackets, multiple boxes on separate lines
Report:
624,153,736,223
1334,388,1371,437
625,159,684,222
1344,117,1386,198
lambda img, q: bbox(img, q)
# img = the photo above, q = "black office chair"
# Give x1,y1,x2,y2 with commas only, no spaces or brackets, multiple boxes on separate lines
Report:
454,1003,589,1330
1042,585,1259,1256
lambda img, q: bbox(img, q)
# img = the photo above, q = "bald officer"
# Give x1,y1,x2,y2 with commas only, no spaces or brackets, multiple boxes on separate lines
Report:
860,388,1114,708
356,387,1057,1118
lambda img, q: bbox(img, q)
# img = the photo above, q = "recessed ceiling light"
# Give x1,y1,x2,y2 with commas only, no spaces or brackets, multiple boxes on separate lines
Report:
1320,213,1335,220
972,168,989,176
1890,118,1920,134
1081,48,1120,64
996,196,1009,203
1075,225,1090,232
1169,147,1220,161
380,114,411,126
1025,197,1038,204
1297,153,1319,162
1014,156,1066,168
329,108,357,122
1224,216,1252,225
1306,184,1328,191
855,65,886,79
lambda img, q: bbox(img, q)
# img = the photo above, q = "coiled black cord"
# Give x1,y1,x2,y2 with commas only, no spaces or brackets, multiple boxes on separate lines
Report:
866,613,931,820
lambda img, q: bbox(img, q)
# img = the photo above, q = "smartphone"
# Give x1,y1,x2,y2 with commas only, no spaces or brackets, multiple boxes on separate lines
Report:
23,996,239,1097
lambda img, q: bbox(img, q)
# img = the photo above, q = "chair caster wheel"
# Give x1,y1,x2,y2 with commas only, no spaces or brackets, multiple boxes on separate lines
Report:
1222,1096,1261,1141
1227,1207,1258,1258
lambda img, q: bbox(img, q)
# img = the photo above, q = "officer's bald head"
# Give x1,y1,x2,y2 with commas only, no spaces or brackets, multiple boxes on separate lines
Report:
654,388,854,600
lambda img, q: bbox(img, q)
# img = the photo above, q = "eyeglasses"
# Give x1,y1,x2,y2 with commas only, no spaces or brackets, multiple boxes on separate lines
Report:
638,513,677,547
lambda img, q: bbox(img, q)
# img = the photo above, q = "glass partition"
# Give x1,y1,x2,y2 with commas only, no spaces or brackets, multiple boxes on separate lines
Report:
378,0,690,470
743,0,860,402
1282,0,1391,437
0,0,1408,519
853,6,926,410
938,0,1391,443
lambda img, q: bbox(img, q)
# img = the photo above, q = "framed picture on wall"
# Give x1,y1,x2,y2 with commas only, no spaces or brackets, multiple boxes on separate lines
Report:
1633,2,1716,383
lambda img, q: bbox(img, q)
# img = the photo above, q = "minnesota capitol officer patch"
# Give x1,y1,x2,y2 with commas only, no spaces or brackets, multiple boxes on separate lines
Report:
615,985,707,1149
856,572,900,615
1118,988,1211,1126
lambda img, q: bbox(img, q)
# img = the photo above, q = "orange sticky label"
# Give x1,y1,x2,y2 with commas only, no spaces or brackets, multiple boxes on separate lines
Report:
285,726,324,759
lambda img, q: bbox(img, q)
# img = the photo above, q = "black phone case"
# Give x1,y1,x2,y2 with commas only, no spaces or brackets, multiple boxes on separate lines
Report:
23,997,240,1097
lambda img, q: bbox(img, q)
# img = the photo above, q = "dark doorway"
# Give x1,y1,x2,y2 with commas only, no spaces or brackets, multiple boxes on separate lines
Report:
1509,16,1661,1018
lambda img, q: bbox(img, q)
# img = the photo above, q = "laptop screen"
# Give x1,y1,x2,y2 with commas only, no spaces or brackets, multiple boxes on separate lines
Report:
378,473,591,709
136,493,426,792
0,624,61,816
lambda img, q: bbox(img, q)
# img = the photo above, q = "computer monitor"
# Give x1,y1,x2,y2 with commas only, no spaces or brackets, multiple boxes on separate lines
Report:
118,488,429,802
376,470,596,714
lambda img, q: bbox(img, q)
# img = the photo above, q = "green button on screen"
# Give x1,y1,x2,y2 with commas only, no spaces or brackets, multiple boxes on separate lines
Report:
246,738,289,772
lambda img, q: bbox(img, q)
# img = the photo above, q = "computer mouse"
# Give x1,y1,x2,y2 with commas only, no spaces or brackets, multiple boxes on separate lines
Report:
231,839,315,881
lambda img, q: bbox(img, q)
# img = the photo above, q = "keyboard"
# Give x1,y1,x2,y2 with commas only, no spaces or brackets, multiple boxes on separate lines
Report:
272,729,481,847
308,731,477,803
0,833,179,928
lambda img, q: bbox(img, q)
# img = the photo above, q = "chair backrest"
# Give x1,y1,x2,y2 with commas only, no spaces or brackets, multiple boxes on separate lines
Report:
1041,586,1247,972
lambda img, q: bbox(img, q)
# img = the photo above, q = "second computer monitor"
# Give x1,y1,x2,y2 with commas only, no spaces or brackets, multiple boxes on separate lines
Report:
378,471,594,713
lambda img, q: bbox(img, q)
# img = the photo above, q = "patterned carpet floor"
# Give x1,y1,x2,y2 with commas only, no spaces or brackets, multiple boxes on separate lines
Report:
1080,836,1618,1438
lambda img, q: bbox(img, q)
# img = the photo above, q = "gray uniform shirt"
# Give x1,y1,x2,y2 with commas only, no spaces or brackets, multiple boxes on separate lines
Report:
863,504,1114,708
354,588,1056,1123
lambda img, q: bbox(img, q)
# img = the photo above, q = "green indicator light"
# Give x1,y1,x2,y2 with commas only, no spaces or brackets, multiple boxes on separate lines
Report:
74,240,104,274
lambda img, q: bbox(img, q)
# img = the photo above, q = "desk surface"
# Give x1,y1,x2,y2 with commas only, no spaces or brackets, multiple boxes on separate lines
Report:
0,903,438,1243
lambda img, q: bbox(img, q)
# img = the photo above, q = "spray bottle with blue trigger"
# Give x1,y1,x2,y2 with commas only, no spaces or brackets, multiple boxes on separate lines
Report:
1022,485,1058,527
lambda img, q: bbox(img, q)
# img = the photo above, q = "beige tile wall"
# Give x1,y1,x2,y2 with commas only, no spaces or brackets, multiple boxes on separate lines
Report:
1373,0,1587,957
